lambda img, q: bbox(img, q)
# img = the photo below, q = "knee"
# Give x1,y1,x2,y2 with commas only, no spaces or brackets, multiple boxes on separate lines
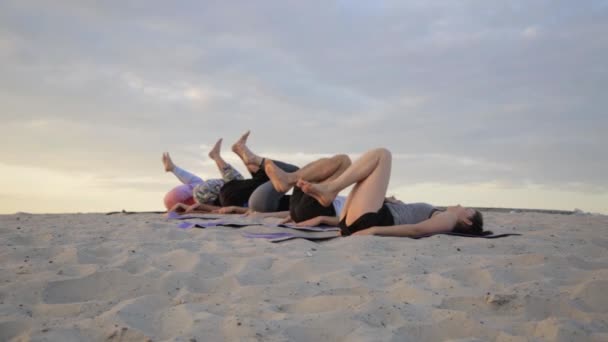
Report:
333,154,351,166
372,148,392,160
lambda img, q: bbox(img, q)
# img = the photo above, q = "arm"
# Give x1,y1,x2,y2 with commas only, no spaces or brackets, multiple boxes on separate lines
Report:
319,216,340,226
384,196,401,204
184,203,222,213
247,211,290,219
354,211,458,237
214,206,249,214
168,203,189,213
295,215,340,227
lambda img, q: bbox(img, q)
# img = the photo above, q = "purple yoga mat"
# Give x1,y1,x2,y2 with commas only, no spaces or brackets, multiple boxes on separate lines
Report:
166,211,229,220
242,232,293,239
177,219,262,229
177,221,228,229
242,231,340,242
277,224,340,232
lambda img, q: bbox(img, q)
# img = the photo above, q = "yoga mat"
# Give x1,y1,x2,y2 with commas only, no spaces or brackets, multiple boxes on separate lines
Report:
277,224,340,232
413,232,522,239
440,232,522,239
166,211,229,220
177,219,262,229
243,230,340,242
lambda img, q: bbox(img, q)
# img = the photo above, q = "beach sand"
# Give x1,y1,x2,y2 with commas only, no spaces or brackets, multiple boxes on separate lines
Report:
1,211,607,341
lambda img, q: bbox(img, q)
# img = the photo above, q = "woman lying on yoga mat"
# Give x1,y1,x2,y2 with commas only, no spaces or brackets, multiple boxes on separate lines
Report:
164,131,298,214
297,148,488,237
259,154,351,225
257,153,430,227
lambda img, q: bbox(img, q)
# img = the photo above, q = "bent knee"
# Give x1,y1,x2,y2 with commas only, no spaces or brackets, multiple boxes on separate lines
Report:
333,154,352,165
372,148,391,159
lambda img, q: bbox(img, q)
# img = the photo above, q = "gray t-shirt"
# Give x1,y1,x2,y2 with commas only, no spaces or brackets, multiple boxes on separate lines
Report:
385,201,435,225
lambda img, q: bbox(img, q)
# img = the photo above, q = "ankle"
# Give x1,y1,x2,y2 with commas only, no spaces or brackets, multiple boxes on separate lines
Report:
286,172,298,185
251,156,263,167
325,181,339,194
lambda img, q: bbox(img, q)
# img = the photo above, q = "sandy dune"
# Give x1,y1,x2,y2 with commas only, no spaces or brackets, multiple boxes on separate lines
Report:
1,211,607,341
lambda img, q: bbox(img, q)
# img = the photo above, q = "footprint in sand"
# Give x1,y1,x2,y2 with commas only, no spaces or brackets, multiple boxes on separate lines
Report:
440,266,494,288
571,280,608,312
280,295,366,314
76,244,122,264
152,249,200,272
43,270,151,304
533,318,588,341
0,321,29,341
110,295,193,340
236,256,275,286
191,253,230,278
566,255,608,270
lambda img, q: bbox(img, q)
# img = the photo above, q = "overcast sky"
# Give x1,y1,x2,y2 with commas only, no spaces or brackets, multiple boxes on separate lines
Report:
1,0,607,214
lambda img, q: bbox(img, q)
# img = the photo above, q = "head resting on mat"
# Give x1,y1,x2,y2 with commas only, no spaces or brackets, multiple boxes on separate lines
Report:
449,207,491,236
164,184,195,210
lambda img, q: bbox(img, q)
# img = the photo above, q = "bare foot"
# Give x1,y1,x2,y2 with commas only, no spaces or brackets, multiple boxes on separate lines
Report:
162,152,175,172
231,130,258,167
265,160,297,192
231,130,250,155
208,138,223,160
297,179,337,207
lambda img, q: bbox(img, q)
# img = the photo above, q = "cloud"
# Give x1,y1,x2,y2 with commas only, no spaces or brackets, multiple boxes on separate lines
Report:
522,26,540,39
121,72,229,104
0,0,607,213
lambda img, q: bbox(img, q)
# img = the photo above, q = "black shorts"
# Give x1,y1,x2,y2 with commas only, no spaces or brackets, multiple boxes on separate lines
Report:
290,186,336,223
219,178,264,207
219,159,298,208
339,204,394,236
277,194,291,211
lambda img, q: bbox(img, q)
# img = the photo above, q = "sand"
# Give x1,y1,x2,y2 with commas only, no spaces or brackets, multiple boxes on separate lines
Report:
1,211,607,341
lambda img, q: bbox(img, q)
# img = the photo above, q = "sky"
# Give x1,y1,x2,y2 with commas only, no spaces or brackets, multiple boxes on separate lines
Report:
1,0,607,214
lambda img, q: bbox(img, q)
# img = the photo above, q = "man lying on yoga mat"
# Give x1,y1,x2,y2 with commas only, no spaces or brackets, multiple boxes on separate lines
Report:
297,148,488,237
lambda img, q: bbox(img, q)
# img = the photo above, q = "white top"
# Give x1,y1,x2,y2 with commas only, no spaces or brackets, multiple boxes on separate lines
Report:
332,196,347,217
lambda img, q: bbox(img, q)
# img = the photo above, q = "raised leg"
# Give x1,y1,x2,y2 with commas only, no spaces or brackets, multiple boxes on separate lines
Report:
208,138,229,171
248,160,299,212
298,148,391,226
162,152,175,172
231,130,264,173
163,152,204,185
206,138,244,182
265,154,351,193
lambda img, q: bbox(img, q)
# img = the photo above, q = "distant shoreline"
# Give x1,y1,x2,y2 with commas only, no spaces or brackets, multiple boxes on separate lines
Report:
463,207,575,215
3,207,599,216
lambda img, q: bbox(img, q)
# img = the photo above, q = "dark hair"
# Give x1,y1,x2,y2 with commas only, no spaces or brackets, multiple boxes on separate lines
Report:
452,210,492,236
